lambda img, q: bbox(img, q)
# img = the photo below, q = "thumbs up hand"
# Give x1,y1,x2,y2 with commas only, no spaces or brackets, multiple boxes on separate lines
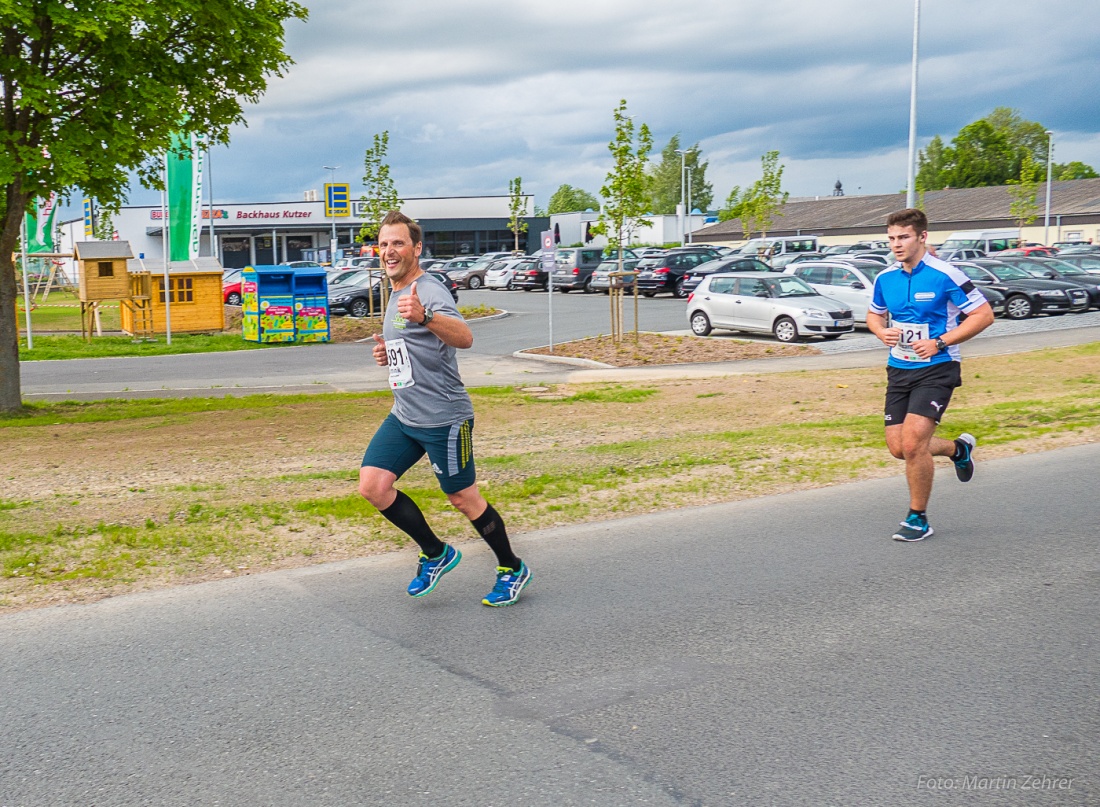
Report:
372,333,388,366
397,280,424,324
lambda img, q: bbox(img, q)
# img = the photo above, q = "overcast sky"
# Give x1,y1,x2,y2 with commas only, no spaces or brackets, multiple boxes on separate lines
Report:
120,0,1100,212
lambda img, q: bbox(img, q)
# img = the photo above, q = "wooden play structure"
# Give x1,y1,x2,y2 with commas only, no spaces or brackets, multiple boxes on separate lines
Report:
72,241,225,338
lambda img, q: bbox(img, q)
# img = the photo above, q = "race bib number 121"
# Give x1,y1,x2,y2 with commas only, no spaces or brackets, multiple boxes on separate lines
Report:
891,321,930,363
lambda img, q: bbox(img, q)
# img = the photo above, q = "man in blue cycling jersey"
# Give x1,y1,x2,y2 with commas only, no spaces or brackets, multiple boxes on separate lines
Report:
867,208,995,542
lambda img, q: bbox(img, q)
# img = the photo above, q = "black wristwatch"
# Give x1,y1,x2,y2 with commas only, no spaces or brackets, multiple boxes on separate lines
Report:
934,337,948,352
420,308,435,326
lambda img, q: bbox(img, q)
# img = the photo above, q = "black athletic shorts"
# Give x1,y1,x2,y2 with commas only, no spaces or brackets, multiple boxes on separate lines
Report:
884,361,962,426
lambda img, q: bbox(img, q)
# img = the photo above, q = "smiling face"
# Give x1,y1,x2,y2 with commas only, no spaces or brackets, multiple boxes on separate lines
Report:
378,222,423,288
887,224,927,269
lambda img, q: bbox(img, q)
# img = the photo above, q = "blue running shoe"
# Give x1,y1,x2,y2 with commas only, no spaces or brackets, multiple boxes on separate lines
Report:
407,544,461,597
893,513,934,542
482,561,532,607
953,433,976,482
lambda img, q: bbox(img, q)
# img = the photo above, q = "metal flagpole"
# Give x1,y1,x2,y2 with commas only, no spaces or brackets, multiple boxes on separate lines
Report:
207,142,216,259
19,212,33,349
905,0,921,208
162,159,173,345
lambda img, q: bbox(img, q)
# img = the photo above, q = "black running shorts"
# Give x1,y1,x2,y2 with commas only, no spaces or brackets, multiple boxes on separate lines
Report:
884,361,962,426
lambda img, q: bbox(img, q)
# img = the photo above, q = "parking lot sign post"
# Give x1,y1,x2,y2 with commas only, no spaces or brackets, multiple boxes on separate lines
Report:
541,229,555,352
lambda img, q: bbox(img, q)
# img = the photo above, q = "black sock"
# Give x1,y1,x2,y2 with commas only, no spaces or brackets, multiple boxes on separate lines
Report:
379,490,446,558
908,508,927,521
471,502,520,570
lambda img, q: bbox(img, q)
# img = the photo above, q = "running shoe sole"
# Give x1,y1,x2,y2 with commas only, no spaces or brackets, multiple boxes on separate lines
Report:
893,524,934,542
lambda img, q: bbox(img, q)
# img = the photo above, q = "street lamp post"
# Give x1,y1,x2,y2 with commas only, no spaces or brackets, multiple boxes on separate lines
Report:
323,164,339,263
905,0,921,208
686,166,693,244
675,148,691,246
1043,131,1054,245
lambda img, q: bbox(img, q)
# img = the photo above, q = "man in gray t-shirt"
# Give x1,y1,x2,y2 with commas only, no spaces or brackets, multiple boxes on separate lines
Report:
359,210,531,607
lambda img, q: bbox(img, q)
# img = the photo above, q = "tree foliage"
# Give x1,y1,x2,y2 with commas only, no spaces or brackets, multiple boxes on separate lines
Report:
718,151,789,239
547,184,599,214
0,0,307,412
590,100,653,262
508,176,528,252
358,131,402,243
646,135,712,215
1007,153,1043,236
916,107,1097,191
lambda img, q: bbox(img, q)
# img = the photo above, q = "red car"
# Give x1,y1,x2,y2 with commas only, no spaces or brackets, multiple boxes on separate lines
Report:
223,269,243,306
997,246,1057,257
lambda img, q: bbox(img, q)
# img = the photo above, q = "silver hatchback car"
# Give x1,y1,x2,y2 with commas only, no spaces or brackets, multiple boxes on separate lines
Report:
686,272,854,342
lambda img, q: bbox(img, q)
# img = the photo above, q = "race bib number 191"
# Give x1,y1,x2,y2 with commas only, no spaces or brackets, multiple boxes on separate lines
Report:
891,321,930,363
386,338,415,389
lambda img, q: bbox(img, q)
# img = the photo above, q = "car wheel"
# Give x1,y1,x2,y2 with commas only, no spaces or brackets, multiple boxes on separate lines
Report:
642,291,656,298
822,334,842,340
226,292,242,306
690,311,712,336
773,316,800,342
506,278,514,290
673,277,688,299
1004,294,1034,320
349,298,371,318
583,277,594,293
522,287,533,292
467,275,482,290
558,287,570,293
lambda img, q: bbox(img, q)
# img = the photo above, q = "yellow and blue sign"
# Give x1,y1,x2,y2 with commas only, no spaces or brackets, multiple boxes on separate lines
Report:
83,198,94,237
325,183,350,217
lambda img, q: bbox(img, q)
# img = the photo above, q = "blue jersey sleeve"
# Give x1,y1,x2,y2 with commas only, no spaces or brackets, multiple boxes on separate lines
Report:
870,274,889,316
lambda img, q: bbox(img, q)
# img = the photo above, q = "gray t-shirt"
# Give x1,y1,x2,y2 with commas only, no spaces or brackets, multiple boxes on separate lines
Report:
381,274,474,428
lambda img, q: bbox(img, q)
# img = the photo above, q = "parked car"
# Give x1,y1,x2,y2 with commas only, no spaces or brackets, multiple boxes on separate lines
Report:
329,271,384,317
1052,241,1093,250
784,259,887,324
1053,253,1100,274
1053,244,1100,255
937,248,986,262
635,247,723,298
589,256,642,293
735,236,820,257
419,258,446,271
551,247,619,293
511,257,550,290
423,269,459,302
222,268,243,306
940,229,1020,253
485,257,537,290
286,260,325,270
441,257,484,289
842,252,892,266
973,285,1006,317
686,272,854,342
770,251,824,269
681,256,771,295
996,257,1100,308
996,246,1058,257
952,260,1090,319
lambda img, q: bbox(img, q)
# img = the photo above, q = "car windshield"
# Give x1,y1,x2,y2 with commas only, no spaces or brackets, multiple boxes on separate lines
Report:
329,270,367,285
981,264,1031,280
344,272,380,288
222,270,242,284
764,276,817,297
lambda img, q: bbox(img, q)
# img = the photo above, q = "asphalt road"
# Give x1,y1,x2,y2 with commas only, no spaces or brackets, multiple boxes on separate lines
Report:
1,444,1096,806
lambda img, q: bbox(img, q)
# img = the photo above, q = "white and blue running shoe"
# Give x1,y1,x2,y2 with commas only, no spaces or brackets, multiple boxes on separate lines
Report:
953,433,976,482
407,544,461,597
893,513,934,542
482,561,532,607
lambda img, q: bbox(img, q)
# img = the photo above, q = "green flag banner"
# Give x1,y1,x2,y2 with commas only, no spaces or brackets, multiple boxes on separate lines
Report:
24,194,58,253
166,132,204,261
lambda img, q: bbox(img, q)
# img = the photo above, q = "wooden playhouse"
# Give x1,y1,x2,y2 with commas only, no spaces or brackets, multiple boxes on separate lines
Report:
122,256,226,335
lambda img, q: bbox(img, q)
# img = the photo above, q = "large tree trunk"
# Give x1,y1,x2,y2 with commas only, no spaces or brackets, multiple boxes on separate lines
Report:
0,186,28,413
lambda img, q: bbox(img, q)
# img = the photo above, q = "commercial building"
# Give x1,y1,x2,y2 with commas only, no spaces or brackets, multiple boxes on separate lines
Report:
59,195,548,270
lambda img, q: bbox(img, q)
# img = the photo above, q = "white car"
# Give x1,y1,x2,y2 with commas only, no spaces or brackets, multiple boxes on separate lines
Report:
783,259,887,324
484,257,536,290
686,272,853,342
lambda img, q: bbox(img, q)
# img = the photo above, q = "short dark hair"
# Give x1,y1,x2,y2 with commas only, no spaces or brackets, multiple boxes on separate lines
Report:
379,210,423,245
886,208,928,233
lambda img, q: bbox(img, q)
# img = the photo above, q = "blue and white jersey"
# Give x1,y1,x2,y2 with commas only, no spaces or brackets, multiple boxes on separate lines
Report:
870,253,988,369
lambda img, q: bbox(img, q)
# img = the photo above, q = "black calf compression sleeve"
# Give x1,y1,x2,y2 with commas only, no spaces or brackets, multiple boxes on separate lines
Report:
471,502,520,570
380,490,446,558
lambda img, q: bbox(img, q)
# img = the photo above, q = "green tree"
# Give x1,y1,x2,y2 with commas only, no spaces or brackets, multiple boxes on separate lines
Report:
717,151,789,240
950,120,1016,187
915,135,951,192
590,100,654,268
1055,161,1099,180
0,0,306,412
508,176,528,253
646,135,713,215
1007,153,1043,240
358,131,402,243
547,184,599,214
